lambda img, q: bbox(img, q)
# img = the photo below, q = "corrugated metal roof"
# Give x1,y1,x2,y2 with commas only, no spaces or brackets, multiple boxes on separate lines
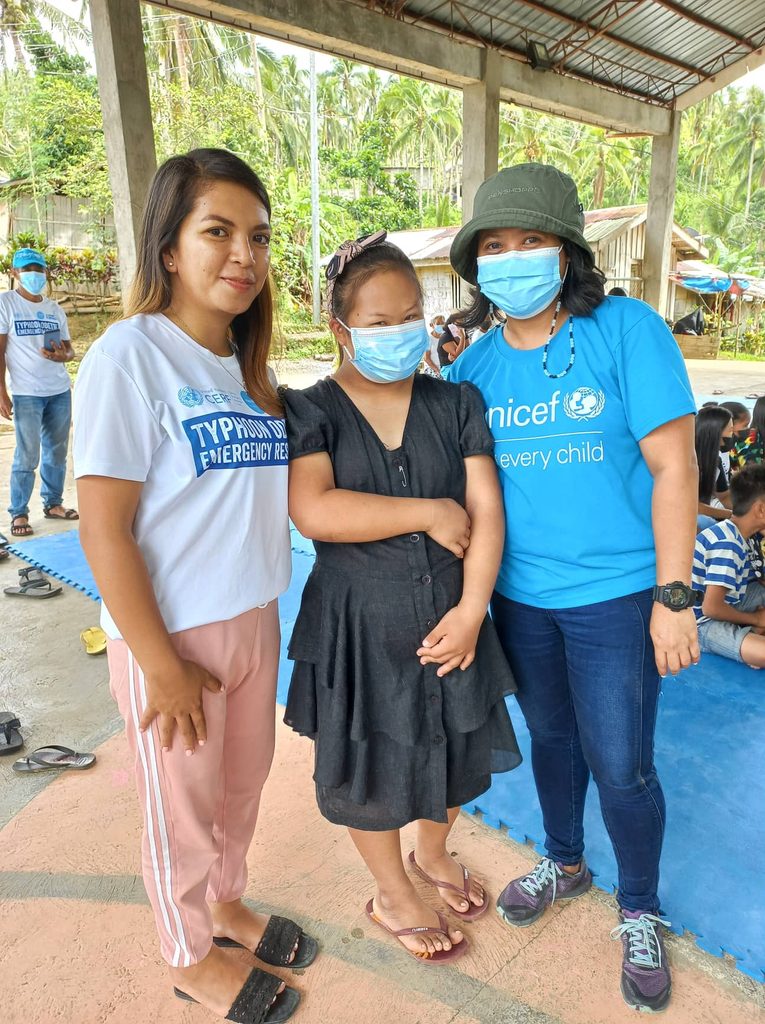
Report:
364,1,765,106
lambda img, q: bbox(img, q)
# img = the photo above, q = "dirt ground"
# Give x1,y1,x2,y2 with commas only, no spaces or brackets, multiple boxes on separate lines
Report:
0,357,763,1023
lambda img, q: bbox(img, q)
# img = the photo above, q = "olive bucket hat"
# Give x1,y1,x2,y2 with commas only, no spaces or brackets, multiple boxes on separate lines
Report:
450,163,593,284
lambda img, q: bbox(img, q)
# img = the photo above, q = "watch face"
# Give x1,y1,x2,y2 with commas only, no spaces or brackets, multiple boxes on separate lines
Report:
667,586,688,609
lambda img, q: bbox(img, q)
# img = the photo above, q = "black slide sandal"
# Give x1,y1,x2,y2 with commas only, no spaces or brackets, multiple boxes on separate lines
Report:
174,966,300,1023
214,915,318,969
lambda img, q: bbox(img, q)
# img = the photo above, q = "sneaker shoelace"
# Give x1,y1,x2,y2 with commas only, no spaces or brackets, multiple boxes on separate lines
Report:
610,914,671,969
518,857,561,902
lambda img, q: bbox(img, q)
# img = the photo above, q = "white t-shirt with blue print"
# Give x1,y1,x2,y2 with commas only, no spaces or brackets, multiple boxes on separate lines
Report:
73,313,290,638
0,289,70,397
448,296,696,608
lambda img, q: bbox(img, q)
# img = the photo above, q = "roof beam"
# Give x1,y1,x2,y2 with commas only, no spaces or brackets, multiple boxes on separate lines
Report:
675,44,765,110
505,0,707,78
147,0,672,133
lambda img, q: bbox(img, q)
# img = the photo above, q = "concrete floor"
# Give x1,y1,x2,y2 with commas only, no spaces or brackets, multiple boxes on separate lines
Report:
0,358,763,1023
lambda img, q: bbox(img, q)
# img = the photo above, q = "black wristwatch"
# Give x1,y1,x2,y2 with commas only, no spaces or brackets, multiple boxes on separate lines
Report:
652,581,703,611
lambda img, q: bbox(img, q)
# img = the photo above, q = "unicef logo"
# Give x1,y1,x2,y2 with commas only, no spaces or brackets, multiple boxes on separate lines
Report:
563,387,605,421
177,386,204,408
240,390,266,415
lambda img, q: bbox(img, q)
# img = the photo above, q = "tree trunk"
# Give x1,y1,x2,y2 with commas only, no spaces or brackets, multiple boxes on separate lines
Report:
249,35,268,139
745,138,755,218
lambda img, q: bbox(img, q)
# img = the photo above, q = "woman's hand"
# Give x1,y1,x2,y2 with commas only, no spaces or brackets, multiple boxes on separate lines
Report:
426,498,471,558
650,604,700,676
416,600,485,677
139,658,222,753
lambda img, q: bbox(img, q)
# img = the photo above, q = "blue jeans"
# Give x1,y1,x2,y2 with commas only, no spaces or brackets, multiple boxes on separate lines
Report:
491,588,665,914
8,390,72,519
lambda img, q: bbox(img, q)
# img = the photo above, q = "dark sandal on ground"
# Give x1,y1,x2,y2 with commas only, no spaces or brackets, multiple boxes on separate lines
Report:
43,506,79,521
365,898,468,965
10,516,33,538
12,744,96,773
214,915,318,969
0,713,23,755
408,850,490,921
174,967,300,1024
3,567,62,598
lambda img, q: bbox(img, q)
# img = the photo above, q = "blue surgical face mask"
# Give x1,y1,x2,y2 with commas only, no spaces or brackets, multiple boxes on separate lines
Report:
433,323,445,335
338,318,429,384
19,271,47,296
477,246,564,319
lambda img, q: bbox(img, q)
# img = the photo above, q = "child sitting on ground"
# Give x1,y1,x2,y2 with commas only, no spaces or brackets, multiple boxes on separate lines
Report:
693,464,765,667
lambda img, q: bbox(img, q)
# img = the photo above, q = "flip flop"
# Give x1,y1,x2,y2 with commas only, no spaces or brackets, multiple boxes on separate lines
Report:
214,914,318,969
365,898,468,964
12,745,96,774
175,967,300,1023
408,850,490,921
4,571,62,598
43,507,79,521
0,713,23,756
80,626,107,656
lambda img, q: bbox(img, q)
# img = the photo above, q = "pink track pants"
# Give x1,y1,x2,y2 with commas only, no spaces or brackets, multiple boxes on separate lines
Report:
107,601,280,966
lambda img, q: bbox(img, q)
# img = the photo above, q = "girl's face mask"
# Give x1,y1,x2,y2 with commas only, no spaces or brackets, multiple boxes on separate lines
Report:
338,318,429,384
720,435,736,453
476,245,565,319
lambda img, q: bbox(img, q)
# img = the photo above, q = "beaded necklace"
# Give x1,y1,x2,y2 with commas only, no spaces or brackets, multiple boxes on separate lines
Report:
540,296,575,379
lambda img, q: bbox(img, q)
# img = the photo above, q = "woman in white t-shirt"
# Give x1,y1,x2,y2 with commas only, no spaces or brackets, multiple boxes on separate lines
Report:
73,149,313,1024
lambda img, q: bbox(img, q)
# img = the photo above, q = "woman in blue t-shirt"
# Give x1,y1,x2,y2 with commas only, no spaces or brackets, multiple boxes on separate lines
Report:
448,164,699,1015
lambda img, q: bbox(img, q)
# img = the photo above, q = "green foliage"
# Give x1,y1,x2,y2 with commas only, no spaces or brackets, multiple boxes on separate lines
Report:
4,11,765,311
0,233,118,290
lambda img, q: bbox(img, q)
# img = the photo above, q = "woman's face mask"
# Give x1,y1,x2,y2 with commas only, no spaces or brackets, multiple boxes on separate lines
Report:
476,245,565,319
720,435,735,453
338,318,429,384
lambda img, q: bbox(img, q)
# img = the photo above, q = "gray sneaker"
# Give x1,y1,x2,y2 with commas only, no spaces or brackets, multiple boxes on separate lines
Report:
612,911,672,1013
496,856,593,927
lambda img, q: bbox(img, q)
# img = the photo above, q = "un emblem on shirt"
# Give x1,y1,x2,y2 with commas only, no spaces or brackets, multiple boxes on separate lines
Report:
177,386,204,408
563,387,605,421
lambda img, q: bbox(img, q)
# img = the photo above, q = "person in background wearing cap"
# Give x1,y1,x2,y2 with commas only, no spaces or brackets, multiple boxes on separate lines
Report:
0,247,77,537
448,164,699,1013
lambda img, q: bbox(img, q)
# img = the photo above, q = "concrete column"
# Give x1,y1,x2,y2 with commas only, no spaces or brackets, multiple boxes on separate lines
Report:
643,109,682,318
462,49,501,219
90,0,156,299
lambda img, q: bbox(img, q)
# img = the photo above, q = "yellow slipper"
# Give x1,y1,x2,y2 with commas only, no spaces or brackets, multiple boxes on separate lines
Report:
80,626,107,656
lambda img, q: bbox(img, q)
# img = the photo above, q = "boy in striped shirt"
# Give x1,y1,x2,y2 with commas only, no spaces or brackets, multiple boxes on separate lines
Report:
692,464,765,667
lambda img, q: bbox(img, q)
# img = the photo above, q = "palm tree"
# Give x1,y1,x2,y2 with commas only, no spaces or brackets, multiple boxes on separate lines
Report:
0,2,88,72
724,86,765,218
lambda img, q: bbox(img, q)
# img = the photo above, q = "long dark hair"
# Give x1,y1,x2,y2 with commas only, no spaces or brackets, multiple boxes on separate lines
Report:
451,239,606,331
125,148,279,414
751,396,765,440
695,406,732,502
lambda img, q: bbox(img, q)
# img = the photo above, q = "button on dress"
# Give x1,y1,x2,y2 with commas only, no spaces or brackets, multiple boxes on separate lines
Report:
281,375,521,831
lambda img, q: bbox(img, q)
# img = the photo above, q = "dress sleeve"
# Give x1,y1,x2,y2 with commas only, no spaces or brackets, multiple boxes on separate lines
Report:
457,381,494,458
280,386,333,459
614,309,696,441
73,348,163,481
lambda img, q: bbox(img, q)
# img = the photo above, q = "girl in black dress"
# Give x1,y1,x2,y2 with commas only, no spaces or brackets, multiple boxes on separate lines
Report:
281,233,520,964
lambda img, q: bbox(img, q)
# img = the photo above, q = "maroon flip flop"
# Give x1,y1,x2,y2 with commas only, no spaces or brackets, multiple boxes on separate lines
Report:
365,898,468,964
408,850,490,921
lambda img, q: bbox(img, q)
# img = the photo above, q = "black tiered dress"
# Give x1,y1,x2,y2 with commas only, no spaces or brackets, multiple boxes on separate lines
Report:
281,375,521,831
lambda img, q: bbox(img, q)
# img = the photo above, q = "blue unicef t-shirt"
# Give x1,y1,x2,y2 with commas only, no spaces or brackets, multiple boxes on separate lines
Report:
449,297,696,608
